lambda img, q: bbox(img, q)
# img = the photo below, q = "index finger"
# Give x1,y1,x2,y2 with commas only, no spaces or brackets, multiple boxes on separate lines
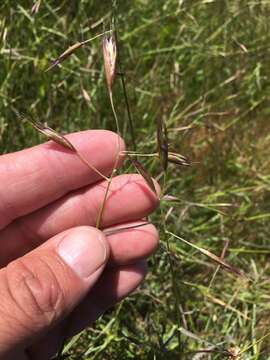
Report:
0,130,124,230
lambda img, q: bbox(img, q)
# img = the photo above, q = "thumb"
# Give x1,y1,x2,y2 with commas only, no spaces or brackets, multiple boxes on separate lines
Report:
0,226,109,356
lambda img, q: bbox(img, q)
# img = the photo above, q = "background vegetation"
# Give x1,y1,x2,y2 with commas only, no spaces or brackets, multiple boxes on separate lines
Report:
1,0,270,358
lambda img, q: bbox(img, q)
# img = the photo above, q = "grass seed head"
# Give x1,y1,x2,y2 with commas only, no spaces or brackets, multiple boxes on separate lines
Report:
157,118,169,171
25,116,76,152
131,158,157,197
168,152,191,167
46,42,83,71
31,0,41,14
33,124,76,152
102,35,117,91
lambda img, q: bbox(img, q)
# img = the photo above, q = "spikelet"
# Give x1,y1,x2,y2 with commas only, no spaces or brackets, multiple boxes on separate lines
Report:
102,35,117,91
24,116,76,152
157,118,168,171
31,0,41,14
16,110,109,181
46,42,83,72
45,31,112,72
131,159,157,196
168,152,190,166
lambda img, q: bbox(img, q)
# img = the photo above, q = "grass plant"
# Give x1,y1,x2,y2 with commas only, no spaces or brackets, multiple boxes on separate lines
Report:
1,1,270,359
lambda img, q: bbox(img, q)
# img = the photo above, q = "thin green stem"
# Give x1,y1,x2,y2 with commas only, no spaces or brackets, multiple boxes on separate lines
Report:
112,1,136,151
166,236,183,356
115,36,136,151
119,69,136,151
161,171,182,356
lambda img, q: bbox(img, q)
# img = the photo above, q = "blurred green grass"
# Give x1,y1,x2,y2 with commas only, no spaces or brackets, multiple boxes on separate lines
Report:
1,0,270,359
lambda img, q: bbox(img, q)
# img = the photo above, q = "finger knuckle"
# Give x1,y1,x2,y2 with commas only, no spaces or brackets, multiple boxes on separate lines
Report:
5,257,65,328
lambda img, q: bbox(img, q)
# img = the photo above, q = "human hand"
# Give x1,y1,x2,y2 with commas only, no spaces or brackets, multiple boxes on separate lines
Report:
0,130,159,360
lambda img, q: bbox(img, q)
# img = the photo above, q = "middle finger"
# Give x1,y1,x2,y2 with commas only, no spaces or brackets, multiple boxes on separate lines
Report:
0,174,159,266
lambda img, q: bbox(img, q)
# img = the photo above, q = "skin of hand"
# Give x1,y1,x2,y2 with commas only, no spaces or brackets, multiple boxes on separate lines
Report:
0,130,159,360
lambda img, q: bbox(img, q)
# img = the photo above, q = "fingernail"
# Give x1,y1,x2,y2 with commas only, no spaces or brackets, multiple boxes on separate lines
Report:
58,228,107,279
